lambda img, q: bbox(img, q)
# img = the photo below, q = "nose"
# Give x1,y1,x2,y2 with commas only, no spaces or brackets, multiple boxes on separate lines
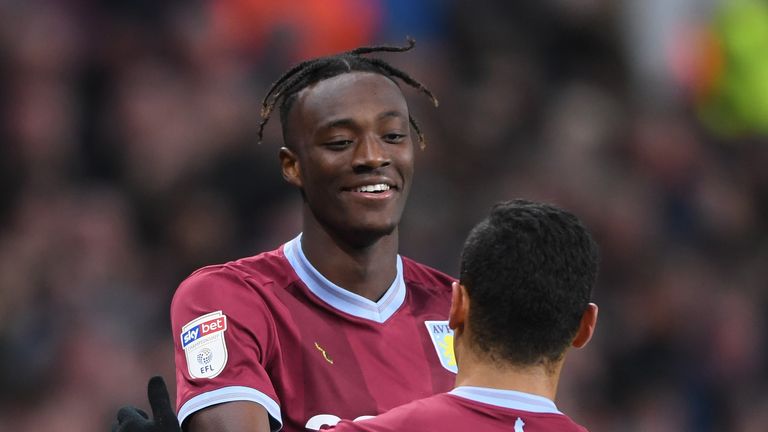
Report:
352,135,390,172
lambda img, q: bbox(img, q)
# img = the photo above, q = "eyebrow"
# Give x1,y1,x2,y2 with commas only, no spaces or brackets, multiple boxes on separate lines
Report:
319,111,407,131
321,118,357,131
377,110,407,121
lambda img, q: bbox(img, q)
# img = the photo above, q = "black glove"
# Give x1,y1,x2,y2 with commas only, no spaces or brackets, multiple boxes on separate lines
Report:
112,376,181,432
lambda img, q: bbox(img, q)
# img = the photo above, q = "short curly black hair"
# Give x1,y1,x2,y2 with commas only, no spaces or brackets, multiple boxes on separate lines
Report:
257,38,438,149
459,199,599,368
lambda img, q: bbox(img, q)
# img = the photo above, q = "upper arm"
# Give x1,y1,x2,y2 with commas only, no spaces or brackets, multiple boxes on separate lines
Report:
185,401,271,432
172,269,283,429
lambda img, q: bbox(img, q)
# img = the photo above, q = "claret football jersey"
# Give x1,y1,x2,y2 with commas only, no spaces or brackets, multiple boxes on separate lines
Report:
171,234,456,431
330,387,589,432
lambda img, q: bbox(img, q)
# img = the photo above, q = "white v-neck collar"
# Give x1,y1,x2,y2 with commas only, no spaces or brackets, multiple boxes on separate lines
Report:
283,234,406,323
450,386,562,414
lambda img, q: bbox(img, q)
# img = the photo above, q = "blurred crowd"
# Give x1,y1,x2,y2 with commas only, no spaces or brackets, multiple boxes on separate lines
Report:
1,1,767,431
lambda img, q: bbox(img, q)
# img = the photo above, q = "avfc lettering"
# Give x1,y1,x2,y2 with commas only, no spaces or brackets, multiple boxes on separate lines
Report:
181,317,227,348
430,323,451,334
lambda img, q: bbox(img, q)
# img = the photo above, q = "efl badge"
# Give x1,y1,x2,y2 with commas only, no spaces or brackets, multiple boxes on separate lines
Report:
424,320,457,373
181,311,228,379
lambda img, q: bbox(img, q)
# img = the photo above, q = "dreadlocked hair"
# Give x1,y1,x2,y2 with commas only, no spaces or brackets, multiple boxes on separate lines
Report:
257,38,439,149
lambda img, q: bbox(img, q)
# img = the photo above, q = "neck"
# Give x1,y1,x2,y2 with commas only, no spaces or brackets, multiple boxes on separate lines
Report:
453,349,564,401
300,211,399,302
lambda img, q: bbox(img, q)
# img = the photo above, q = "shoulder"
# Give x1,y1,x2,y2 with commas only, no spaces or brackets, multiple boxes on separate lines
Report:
523,413,591,432
170,245,301,320
562,415,590,432
400,258,455,314
174,246,294,298
401,257,455,293
333,394,458,432
381,393,458,418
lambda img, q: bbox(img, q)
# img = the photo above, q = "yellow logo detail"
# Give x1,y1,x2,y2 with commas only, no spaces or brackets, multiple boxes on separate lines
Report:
437,334,456,367
314,342,334,364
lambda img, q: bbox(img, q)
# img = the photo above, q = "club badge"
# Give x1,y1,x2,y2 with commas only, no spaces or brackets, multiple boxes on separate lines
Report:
424,320,457,373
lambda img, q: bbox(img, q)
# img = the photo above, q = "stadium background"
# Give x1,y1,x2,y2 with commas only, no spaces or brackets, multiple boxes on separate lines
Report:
1,0,767,430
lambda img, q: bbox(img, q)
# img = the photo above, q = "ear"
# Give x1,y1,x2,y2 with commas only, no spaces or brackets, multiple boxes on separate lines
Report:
448,281,469,335
572,303,598,349
279,146,303,188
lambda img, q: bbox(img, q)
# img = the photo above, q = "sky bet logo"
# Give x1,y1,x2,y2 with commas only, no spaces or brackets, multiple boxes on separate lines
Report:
182,315,227,348
181,311,229,379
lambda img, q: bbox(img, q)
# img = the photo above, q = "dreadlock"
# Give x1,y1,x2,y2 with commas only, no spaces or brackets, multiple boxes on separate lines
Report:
257,38,439,149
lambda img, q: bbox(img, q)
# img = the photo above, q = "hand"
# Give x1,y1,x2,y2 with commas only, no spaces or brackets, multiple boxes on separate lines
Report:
112,376,181,432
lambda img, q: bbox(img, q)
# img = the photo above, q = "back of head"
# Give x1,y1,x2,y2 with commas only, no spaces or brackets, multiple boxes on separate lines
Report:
459,199,599,368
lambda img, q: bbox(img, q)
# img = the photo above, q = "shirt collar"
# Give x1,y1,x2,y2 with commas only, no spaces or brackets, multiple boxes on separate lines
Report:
283,233,406,323
450,386,562,414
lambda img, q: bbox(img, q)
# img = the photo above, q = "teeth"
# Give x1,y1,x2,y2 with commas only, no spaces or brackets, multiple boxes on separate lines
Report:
355,184,391,193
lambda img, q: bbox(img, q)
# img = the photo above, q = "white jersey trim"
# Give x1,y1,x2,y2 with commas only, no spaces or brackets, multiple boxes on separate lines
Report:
177,386,282,431
283,233,406,323
450,386,563,414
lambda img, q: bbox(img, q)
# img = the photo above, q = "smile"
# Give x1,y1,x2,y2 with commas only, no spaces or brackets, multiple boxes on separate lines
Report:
353,184,392,193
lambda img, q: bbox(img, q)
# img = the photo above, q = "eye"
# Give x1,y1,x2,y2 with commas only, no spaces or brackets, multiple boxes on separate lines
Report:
382,133,407,144
324,139,353,150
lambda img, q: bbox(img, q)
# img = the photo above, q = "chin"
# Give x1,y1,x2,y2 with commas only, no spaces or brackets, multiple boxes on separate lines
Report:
342,222,398,247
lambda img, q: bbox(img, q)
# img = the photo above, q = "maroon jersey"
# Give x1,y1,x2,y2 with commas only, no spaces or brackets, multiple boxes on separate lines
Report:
330,387,589,432
172,235,456,431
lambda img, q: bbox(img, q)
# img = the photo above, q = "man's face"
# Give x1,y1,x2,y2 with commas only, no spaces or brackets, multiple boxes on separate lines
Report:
281,72,415,245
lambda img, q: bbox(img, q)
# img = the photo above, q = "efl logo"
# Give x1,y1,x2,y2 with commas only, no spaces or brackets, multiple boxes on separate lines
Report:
181,310,229,379
181,315,227,348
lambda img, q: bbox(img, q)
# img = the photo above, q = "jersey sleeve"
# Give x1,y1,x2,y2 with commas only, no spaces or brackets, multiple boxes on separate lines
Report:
171,266,283,430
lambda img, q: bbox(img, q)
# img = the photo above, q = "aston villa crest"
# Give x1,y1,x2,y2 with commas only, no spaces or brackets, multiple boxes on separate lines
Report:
424,320,457,373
